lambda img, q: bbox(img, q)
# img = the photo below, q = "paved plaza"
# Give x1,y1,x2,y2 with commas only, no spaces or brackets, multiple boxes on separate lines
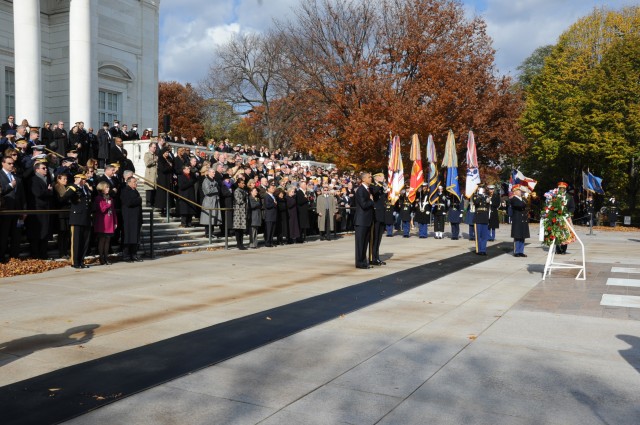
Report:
1,226,639,424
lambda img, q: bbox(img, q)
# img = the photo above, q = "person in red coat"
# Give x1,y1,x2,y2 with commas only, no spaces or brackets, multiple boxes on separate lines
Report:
93,181,117,265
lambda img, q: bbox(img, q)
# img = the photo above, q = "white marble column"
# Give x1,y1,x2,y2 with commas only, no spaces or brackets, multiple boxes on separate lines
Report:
13,0,42,126
69,0,97,129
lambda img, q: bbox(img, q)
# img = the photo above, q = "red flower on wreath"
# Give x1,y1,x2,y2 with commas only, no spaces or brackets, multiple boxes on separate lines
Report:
550,235,555,239
552,218,556,223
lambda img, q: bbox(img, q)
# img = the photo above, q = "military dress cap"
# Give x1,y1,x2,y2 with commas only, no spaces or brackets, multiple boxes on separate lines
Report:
110,162,120,167
74,173,87,179
487,184,495,189
35,158,48,163
16,139,28,146
373,172,384,178
102,122,109,127
557,181,568,188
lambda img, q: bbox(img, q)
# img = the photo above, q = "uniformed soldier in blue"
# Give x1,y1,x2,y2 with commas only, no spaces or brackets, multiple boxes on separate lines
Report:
414,183,431,238
472,186,491,255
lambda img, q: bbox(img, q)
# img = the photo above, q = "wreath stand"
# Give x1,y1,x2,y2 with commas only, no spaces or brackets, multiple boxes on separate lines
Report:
542,217,586,280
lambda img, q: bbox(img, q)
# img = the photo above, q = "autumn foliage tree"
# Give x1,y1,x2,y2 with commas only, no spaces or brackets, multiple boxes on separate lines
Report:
273,0,525,170
158,81,207,139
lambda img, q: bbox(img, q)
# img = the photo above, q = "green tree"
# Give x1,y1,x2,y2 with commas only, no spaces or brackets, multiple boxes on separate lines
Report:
516,45,553,91
520,6,640,211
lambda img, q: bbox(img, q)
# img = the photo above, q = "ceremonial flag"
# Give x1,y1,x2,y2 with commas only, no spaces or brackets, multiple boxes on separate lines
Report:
426,134,440,203
582,171,605,194
408,134,424,202
511,169,537,192
441,130,460,201
387,135,404,205
465,130,480,198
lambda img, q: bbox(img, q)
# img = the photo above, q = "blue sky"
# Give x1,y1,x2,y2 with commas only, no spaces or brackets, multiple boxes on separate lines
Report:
158,0,633,84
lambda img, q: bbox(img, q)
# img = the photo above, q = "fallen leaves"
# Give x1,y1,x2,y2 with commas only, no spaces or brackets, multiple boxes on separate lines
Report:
468,335,477,340
0,258,69,278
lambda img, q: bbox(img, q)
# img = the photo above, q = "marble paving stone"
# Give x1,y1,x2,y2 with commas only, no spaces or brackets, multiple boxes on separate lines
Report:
283,384,402,424
257,409,353,425
61,385,276,425
606,278,640,287
166,363,324,409
601,294,640,308
612,267,640,274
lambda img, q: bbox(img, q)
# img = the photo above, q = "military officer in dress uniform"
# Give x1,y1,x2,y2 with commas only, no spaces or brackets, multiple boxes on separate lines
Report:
432,185,449,239
472,186,491,255
448,196,463,240
399,188,413,238
384,197,396,237
509,185,530,257
556,181,575,254
370,172,387,265
487,184,500,241
68,174,92,268
414,183,431,238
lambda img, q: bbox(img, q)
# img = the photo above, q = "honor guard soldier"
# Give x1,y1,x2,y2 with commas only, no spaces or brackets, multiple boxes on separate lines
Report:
448,197,463,240
487,184,500,241
432,185,449,239
384,197,396,236
555,181,575,254
399,188,413,238
509,185,530,257
472,186,491,255
370,172,387,265
68,174,92,268
414,183,431,238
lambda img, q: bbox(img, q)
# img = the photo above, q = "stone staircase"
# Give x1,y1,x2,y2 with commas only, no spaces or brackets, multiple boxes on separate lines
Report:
17,187,237,260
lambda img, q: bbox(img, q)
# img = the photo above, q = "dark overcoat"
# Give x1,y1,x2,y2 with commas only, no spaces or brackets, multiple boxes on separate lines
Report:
509,196,530,239
120,186,143,244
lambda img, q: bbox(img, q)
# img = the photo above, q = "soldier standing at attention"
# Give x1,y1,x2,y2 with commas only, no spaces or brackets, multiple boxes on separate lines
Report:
472,186,490,256
68,174,92,269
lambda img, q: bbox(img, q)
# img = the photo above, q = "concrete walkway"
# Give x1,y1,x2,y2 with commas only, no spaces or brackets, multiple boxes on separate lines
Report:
1,226,639,424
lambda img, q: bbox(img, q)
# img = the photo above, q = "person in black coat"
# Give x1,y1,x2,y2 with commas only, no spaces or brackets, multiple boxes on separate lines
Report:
97,122,112,169
0,155,26,262
177,165,197,227
68,174,92,268
219,174,234,236
509,185,530,257
263,183,278,247
248,187,262,249
26,162,53,259
487,185,501,241
354,172,374,269
295,181,310,242
120,176,143,262
52,121,68,157
109,137,126,166
40,121,54,151
275,188,289,245
370,173,387,265
286,186,301,243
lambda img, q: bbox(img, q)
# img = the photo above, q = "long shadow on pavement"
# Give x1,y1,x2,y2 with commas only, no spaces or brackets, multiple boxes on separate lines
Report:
1,242,511,425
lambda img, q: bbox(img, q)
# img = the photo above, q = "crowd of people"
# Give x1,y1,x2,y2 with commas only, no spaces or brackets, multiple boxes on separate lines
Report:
1,113,591,269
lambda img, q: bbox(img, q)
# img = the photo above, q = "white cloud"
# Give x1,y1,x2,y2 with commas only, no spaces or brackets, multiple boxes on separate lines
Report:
477,0,634,76
158,0,300,83
158,0,635,82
